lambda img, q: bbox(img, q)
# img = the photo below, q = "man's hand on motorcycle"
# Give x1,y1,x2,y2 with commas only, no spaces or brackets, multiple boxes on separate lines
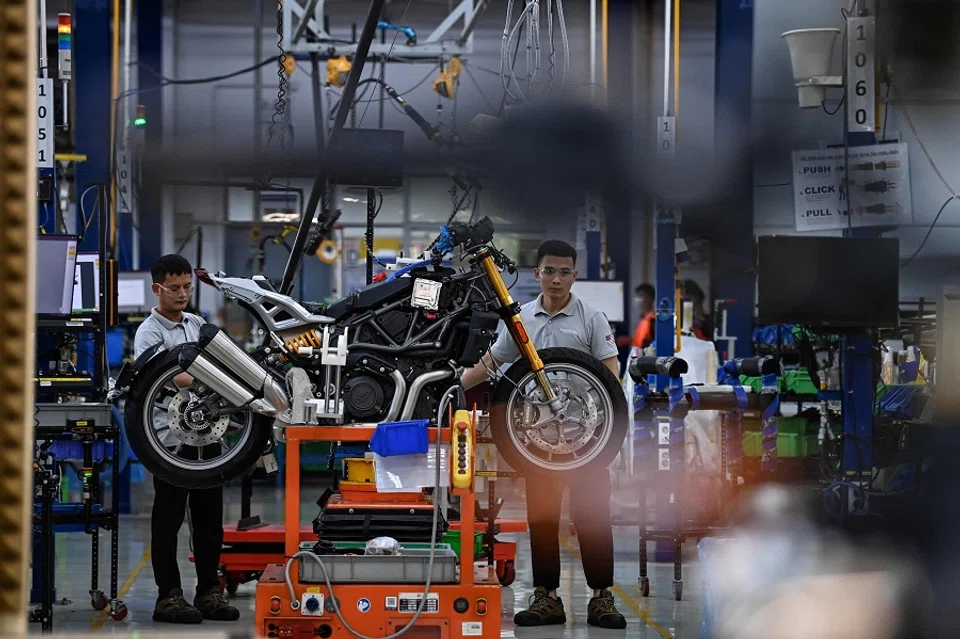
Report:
173,373,194,389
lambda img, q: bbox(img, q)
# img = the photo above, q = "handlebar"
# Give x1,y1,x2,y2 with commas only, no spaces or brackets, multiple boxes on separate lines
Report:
433,216,496,257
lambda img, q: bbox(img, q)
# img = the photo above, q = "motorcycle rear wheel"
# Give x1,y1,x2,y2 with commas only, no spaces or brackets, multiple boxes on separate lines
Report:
123,344,273,490
489,347,628,479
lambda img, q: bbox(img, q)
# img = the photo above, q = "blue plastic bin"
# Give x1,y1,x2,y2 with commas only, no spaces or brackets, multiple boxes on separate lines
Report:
369,420,429,457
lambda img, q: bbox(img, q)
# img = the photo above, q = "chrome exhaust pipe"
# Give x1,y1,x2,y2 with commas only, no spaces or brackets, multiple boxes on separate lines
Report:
198,324,269,391
400,369,454,420
179,346,256,408
384,369,407,422
180,345,289,417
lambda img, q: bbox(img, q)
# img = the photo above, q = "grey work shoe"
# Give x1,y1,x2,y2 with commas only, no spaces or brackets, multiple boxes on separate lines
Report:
194,589,240,621
152,588,203,624
514,586,566,627
587,589,627,629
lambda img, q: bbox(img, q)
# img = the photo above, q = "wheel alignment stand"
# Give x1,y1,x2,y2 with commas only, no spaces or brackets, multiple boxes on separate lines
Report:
254,411,501,638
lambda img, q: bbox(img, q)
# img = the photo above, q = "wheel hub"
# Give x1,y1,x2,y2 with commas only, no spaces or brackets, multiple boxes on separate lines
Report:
168,390,230,447
519,382,602,455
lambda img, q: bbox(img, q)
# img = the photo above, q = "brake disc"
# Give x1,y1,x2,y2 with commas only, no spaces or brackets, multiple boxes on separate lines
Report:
516,379,602,455
167,390,230,447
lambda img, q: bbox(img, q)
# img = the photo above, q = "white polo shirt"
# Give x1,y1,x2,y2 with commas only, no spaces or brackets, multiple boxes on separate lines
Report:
134,308,206,359
489,293,618,366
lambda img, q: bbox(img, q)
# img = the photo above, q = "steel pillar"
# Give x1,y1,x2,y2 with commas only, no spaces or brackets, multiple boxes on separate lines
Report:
711,0,755,362
137,0,163,268
74,0,111,254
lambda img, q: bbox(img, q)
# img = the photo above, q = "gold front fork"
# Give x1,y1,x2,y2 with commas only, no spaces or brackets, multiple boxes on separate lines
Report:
479,252,557,402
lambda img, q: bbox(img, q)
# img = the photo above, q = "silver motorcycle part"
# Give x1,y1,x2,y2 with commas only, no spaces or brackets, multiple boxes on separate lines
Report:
286,367,320,424
201,326,269,390
180,347,289,418
521,379,603,455
167,390,231,447
385,370,407,422
143,366,256,472
503,363,615,472
204,272,333,333
181,352,256,408
400,369,455,420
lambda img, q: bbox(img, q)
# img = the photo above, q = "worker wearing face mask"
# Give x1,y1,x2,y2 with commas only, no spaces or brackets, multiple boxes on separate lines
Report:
618,283,656,351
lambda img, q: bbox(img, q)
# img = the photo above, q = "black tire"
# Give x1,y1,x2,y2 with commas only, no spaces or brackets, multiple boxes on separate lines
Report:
123,344,272,490
489,347,628,479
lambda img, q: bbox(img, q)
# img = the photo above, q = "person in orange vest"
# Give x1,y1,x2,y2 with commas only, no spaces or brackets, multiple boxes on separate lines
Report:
618,284,656,350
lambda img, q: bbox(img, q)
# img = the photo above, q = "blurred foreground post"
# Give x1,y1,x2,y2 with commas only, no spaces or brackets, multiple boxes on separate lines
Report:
0,0,38,633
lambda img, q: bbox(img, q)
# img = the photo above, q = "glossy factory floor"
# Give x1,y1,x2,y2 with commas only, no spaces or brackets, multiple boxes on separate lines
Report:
29,476,703,638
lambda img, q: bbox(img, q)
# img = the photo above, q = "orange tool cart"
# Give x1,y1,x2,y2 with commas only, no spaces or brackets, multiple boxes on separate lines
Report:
254,410,501,639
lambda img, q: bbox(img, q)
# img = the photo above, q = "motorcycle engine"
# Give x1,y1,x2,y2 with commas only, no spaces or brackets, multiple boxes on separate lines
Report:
342,375,385,419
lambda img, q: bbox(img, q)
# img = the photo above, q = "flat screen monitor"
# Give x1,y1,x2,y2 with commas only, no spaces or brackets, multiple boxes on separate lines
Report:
757,235,900,329
73,251,100,313
35,234,79,316
117,271,153,313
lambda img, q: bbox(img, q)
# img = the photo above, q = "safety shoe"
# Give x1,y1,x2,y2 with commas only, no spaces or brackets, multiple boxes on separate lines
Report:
587,589,628,629
514,587,566,627
152,588,203,624
194,589,241,621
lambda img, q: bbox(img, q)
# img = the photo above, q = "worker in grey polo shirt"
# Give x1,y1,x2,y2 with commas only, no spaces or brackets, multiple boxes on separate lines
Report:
461,240,627,630
133,254,239,625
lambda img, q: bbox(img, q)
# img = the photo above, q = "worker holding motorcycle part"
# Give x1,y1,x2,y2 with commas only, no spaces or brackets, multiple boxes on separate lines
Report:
461,240,628,630
134,254,240,625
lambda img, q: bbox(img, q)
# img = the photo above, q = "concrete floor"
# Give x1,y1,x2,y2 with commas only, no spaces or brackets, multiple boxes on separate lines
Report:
29,476,704,638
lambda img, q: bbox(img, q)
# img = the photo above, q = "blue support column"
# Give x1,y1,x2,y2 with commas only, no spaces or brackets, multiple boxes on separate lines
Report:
137,0,164,268
840,111,879,485
654,209,676,389
74,0,111,252
712,0,755,361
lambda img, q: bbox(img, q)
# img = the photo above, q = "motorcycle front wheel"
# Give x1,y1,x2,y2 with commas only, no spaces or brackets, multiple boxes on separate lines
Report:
489,347,628,479
123,344,273,490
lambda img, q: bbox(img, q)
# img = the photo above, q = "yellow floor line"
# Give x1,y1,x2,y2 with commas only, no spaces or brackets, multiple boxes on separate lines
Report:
559,536,674,638
90,546,151,632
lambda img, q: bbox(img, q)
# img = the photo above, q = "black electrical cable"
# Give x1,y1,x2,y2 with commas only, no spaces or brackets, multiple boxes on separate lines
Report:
822,95,845,116
901,196,959,267
266,2,290,154
136,57,275,86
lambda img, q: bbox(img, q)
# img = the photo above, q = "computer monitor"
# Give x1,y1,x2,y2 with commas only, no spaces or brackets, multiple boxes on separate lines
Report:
35,234,79,316
757,235,900,329
117,271,154,314
73,251,100,313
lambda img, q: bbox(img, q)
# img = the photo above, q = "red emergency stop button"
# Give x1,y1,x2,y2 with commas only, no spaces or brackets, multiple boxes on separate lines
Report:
476,598,487,616
269,596,282,615
456,420,468,431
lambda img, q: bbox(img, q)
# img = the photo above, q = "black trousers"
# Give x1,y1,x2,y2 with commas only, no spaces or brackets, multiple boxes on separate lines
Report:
151,476,224,600
525,471,614,591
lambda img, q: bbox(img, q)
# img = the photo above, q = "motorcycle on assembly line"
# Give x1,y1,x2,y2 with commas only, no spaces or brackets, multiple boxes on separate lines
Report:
117,216,628,489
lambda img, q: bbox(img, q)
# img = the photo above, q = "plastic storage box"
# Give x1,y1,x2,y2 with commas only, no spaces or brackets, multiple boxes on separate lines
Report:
442,531,484,557
297,542,458,584
370,420,429,457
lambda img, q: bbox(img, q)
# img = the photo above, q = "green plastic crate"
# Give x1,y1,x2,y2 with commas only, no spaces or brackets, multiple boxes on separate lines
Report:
441,531,484,557
743,431,762,457
777,416,808,437
783,369,818,396
742,431,809,458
